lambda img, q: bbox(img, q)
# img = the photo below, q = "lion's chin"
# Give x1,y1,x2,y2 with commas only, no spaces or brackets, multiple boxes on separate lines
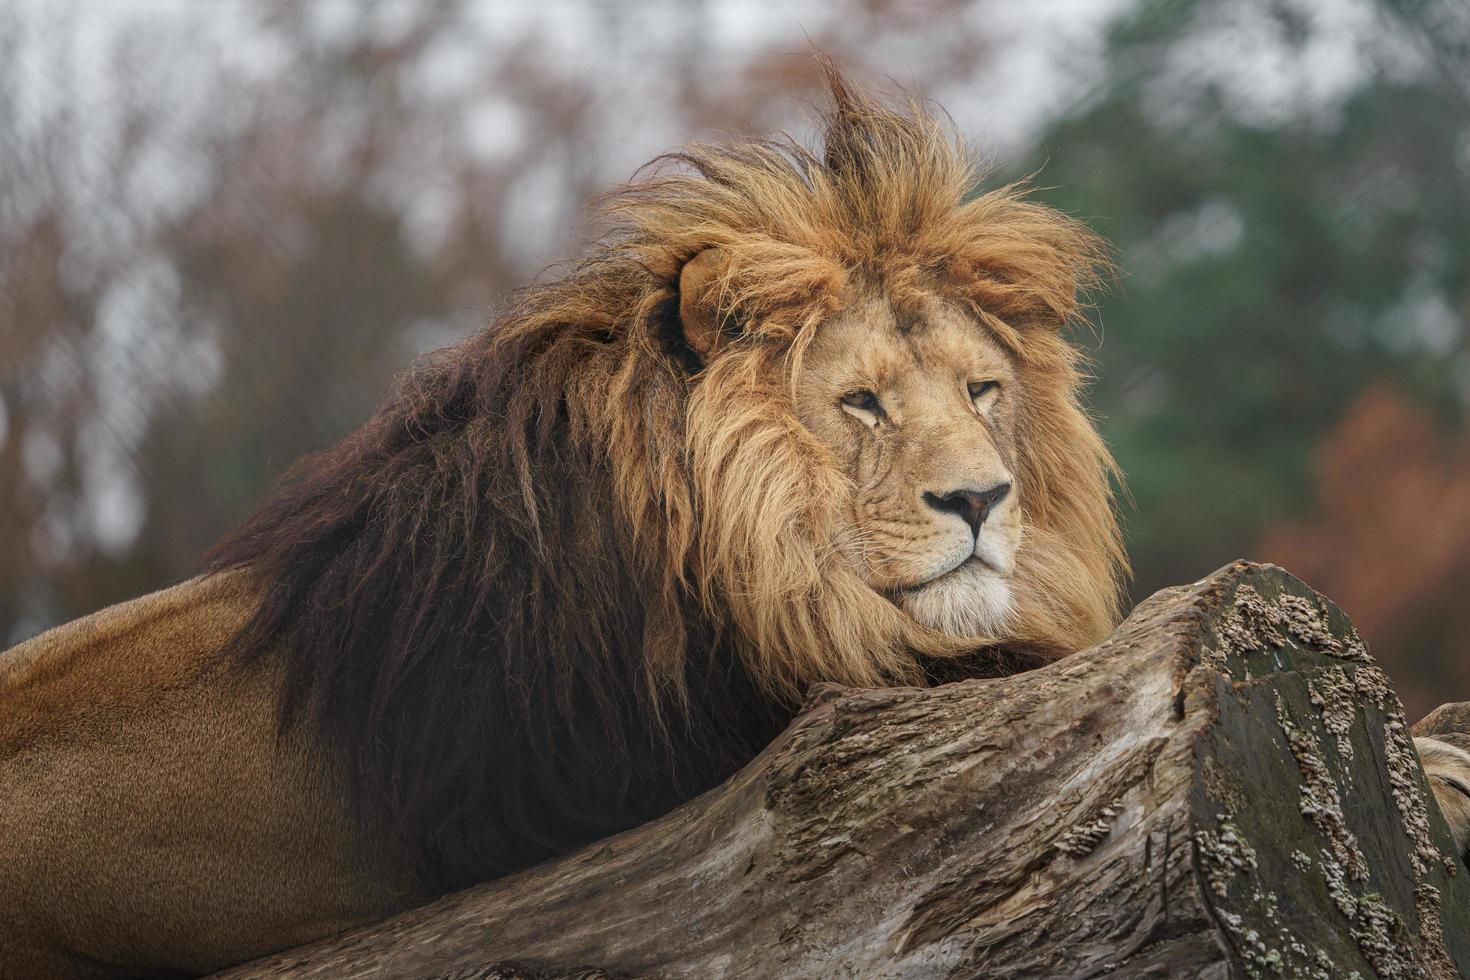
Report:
896,559,1016,638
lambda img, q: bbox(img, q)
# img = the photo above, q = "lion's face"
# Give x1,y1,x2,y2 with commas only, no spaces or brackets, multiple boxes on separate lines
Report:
667,102,1126,688
794,292,1022,637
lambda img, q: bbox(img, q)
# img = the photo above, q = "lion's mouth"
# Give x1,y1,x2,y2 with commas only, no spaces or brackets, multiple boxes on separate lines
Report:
883,554,1019,637
889,555,994,596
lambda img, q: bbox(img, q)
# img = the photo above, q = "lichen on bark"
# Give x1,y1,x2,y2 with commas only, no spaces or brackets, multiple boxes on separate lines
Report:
1194,571,1470,979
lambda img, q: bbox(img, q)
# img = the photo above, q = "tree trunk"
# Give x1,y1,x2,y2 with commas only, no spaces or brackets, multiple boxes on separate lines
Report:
214,562,1470,979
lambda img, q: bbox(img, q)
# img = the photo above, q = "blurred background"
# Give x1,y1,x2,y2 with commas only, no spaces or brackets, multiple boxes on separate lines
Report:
2,0,1468,716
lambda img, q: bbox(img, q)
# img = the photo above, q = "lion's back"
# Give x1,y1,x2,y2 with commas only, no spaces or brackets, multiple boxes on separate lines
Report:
2,572,248,698
0,574,417,976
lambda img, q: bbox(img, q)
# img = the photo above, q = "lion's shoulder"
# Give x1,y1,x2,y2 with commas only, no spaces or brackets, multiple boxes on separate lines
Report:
1,571,259,739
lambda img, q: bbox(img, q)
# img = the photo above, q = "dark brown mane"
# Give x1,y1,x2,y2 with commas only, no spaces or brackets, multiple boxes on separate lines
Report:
206,69,1118,890
207,284,789,889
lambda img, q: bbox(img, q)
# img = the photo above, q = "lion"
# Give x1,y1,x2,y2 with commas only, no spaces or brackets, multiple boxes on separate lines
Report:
3,70,1469,978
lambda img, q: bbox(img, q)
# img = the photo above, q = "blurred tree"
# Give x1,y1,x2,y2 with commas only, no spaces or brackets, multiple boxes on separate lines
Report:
1009,0,1470,711
1263,385,1470,715
2,3,464,635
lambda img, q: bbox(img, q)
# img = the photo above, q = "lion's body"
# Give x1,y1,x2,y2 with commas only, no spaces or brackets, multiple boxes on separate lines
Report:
0,574,414,976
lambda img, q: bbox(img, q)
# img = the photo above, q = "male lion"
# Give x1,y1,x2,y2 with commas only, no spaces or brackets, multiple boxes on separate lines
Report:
4,72,1470,978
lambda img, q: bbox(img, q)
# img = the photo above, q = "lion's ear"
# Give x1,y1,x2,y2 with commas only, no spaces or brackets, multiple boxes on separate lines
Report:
678,248,735,359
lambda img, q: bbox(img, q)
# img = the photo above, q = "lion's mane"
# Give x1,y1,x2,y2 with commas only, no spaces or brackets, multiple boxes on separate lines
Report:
207,70,1127,890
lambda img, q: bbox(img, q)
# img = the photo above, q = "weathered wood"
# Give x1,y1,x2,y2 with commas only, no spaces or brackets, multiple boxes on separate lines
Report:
215,562,1470,979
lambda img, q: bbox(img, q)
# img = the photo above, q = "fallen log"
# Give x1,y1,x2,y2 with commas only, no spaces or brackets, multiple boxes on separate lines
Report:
215,562,1470,978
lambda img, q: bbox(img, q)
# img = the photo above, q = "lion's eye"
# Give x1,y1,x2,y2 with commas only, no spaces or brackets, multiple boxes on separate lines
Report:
839,389,883,422
968,380,999,402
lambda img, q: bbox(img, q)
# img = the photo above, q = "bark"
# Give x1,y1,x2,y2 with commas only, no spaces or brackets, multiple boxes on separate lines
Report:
215,562,1470,979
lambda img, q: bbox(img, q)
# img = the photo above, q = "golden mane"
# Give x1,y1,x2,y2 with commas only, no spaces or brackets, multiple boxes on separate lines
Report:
599,70,1124,697
207,68,1128,888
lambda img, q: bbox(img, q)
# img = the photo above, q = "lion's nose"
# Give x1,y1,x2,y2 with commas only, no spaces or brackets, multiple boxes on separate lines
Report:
923,482,1012,538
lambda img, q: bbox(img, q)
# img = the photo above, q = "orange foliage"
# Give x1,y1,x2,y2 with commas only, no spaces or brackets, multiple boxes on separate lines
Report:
1260,386,1470,717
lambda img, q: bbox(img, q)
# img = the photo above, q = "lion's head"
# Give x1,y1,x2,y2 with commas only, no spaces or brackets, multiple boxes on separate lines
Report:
209,68,1128,887
596,71,1127,700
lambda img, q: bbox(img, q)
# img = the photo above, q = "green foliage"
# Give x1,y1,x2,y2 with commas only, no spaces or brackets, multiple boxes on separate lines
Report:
1011,0,1470,595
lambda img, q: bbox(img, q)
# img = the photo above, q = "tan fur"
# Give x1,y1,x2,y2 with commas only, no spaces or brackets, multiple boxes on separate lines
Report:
0,575,418,977
677,247,733,357
1416,736,1470,857
794,292,1027,637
